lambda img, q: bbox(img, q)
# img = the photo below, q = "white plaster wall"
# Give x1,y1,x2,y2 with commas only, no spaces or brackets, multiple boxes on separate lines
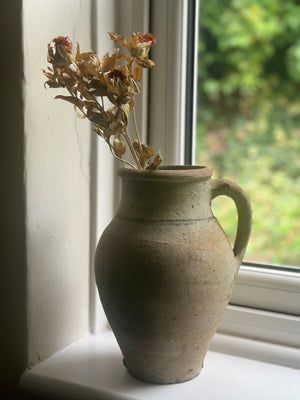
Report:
22,0,149,366
23,0,92,364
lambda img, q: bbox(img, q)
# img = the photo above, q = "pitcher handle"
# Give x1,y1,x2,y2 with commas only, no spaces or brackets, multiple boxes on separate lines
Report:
211,179,252,266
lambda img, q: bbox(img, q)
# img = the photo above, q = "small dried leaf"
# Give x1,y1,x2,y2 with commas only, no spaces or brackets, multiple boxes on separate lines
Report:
131,79,142,94
117,53,128,61
141,144,155,159
76,53,101,79
114,108,128,129
108,32,127,47
119,103,130,119
43,69,54,80
55,68,78,88
133,141,155,169
44,80,61,88
76,43,81,58
133,139,142,155
84,101,97,112
137,58,155,68
101,51,118,72
62,75,77,87
129,33,138,49
55,95,84,110
87,110,110,127
76,50,93,62
133,65,142,81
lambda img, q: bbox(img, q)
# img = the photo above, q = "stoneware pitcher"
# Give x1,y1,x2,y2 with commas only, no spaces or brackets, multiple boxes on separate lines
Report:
95,166,252,384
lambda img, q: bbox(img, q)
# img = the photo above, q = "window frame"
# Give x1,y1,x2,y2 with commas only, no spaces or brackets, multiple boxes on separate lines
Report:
146,0,300,347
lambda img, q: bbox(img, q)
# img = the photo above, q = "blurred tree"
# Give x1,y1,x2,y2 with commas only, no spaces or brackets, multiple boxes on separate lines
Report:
196,0,300,266
198,0,300,117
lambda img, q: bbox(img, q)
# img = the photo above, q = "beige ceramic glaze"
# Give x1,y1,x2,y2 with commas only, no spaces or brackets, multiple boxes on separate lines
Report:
95,166,252,384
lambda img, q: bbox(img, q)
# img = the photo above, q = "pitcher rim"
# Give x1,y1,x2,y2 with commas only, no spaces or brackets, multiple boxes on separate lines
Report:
118,165,214,181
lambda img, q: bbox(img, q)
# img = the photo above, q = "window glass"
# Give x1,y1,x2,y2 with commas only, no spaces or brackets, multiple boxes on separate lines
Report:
196,0,300,267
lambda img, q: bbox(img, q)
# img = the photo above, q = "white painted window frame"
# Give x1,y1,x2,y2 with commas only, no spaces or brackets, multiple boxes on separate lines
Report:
146,0,300,348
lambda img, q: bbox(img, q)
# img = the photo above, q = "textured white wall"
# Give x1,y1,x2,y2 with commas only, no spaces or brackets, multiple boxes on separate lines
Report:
23,0,92,365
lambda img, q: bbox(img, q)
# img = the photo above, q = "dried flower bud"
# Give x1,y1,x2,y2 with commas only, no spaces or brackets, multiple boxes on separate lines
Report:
76,44,101,77
128,32,156,59
108,68,127,80
108,68,130,94
47,36,75,67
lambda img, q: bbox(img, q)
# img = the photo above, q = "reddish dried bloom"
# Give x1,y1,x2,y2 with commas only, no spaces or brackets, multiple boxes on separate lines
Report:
53,36,73,50
108,68,127,80
138,33,156,47
48,36,74,67
127,32,156,60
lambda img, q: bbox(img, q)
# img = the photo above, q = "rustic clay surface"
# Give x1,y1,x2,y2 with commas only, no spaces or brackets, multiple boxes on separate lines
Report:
95,166,252,384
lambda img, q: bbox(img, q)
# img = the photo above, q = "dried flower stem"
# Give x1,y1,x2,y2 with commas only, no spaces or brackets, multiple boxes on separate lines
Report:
108,141,137,169
132,106,142,145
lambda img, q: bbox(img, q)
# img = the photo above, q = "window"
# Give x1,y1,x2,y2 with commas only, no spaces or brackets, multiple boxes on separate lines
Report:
148,0,300,347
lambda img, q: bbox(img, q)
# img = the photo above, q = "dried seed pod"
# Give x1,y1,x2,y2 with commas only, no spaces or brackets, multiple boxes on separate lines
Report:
146,152,162,170
113,135,126,157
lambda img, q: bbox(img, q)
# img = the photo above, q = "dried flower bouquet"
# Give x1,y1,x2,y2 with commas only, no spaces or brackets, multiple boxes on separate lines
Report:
44,32,162,170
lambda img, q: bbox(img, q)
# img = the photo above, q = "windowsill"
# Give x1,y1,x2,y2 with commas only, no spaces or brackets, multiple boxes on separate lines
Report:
20,330,300,400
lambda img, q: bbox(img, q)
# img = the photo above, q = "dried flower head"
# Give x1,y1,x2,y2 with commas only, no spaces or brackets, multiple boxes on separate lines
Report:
47,36,75,67
138,33,156,46
75,45,101,78
44,32,161,170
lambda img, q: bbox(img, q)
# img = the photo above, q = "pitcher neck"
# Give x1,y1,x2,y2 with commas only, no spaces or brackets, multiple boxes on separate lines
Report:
116,166,214,222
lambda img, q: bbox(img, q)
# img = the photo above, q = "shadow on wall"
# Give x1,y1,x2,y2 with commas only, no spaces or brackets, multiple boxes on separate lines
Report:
0,1,28,398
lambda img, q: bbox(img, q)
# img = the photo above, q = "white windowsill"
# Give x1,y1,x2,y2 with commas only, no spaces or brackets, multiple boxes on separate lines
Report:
20,331,300,400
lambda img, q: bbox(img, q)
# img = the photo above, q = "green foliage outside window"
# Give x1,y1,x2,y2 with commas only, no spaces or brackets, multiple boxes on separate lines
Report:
196,0,300,266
